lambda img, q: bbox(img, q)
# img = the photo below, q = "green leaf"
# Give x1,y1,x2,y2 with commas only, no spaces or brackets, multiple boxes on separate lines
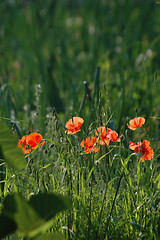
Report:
2,193,43,235
0,122,26,169
155,173,160,189
2,193,71,238
44,139,59,147
29,192,72,220
0,213,17,239
34,233,65,240
120,154,132,169
86,166,95,185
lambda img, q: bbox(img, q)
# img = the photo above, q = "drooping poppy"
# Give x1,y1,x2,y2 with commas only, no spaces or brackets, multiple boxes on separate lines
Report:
65,117,84,135
96,126,120,145
26,132,45,149
127,117,145,130
80,136,99,154
18,135,31,154
129,140,154,161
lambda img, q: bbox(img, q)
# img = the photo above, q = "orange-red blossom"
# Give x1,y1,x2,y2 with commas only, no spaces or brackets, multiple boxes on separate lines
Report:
18,132,45,154
96,126,120,145
127,117,145,130
80,136,99,154
65,117,84,135
18,135,30,154
129,140,154,161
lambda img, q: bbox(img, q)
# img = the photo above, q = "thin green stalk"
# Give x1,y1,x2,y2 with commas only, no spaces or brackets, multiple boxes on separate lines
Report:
67,155,73,240
97,181,108,238
98,181,108,222
87,154,95,239
104,174,123,239
75,164,80,239
117,75,126,134
88,66,100,125
79,81,88,114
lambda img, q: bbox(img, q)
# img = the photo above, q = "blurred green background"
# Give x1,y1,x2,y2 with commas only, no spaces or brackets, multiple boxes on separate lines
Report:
0,0,160,132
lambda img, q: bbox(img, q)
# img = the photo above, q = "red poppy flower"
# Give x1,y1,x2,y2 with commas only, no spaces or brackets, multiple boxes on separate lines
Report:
18,135,31,154
80,136,99,154
18,132,45,153
127,117,145,130
129,140,154,161
129,141,142,152
96,126,120,145
26,132,45,149
107,130,121,142
65,117,84,135
96,126,111,145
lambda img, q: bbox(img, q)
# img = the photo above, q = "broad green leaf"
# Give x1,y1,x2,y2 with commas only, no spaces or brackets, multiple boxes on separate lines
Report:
2,193,71,238
29,192,71,220
2,193,44,235
24,219,55,238
34,233,65,240
0,213,17,239
0,122,26,169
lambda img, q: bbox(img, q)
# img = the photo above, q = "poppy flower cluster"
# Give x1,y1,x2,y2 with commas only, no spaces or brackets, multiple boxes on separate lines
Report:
96,126,120,145
81,127,120,154
18,115,154,162
127,117,154,161
65,116,120,154
18,132,45,154
65,116,154,160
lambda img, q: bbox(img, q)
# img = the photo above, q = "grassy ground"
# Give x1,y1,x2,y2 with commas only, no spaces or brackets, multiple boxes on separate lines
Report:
0,0,160,239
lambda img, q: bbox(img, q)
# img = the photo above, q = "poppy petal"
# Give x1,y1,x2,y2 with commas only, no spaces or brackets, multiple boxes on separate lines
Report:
80,136,99,154
127,117,145,130
65,117,84,135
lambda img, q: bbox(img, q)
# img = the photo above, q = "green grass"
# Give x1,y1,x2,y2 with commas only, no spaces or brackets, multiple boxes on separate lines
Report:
0,0,160,239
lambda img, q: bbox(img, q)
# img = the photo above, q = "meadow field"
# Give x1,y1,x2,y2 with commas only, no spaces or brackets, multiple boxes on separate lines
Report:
0,0,160,239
